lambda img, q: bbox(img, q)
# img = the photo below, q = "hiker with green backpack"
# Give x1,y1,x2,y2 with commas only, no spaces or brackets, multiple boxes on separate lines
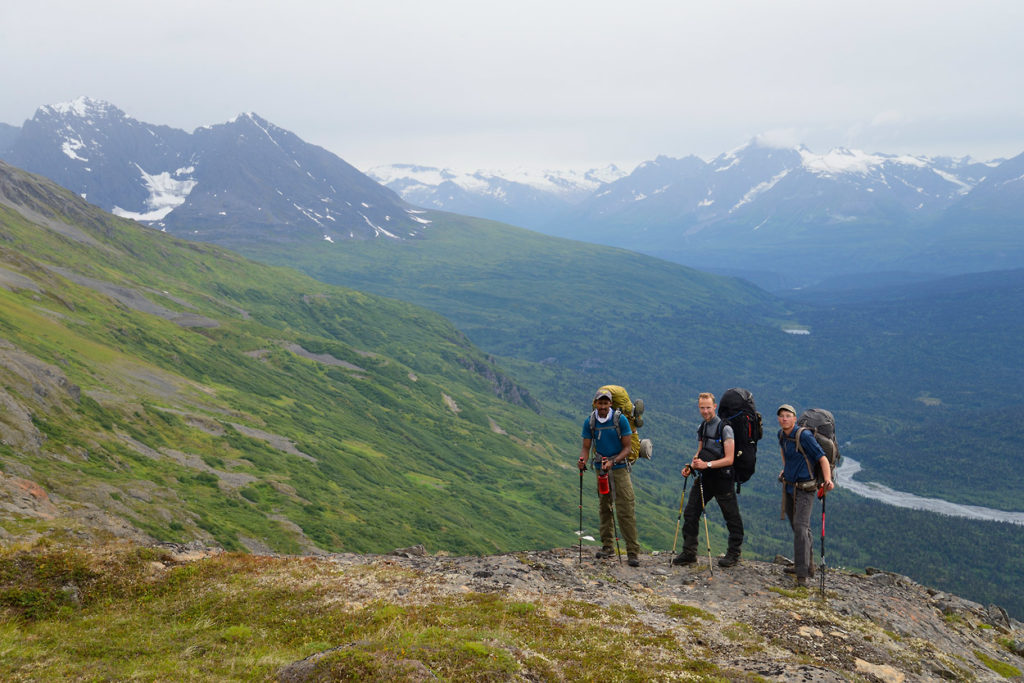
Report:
578,387,642,567
777,404,835,586
673,392,745,568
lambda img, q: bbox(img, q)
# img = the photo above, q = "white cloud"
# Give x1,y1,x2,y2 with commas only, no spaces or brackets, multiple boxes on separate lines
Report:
754,129,803,150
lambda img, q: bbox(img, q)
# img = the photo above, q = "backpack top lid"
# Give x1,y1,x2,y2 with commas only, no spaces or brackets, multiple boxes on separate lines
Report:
797,408,836,442
719,387,756,417
596,384,634,415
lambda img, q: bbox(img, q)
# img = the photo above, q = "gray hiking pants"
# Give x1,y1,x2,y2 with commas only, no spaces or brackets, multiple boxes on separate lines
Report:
597,467,640,556
784,487,816,578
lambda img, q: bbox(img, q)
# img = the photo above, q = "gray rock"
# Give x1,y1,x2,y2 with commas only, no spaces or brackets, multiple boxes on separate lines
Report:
389,544,427,557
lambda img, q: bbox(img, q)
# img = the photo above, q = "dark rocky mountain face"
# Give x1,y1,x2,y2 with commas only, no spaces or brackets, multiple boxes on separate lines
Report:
4,99,192,215
1,98,423,247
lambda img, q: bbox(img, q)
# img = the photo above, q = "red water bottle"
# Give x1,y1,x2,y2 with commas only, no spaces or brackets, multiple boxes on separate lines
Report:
597,472,610,495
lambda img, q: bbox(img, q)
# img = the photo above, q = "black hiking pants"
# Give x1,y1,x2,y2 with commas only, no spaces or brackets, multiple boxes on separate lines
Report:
682,473,743,557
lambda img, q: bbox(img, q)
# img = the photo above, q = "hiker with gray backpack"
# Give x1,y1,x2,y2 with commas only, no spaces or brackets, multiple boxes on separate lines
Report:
777,404,835,586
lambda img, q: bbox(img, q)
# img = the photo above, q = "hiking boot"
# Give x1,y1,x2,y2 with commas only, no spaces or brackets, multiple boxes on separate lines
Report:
783,562,814,577
627,554,640,567
632,399,644,419
638,438,653,460
594,547,615,559
672,552,697,566
795,576,808,587
718,553,740,568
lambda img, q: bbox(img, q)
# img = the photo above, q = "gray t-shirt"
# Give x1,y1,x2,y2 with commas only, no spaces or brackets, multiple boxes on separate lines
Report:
697,416,734,462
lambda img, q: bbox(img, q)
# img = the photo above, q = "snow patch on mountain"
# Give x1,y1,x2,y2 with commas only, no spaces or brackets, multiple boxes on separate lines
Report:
61,138,88,162
932,169,973,194
112,165,197,222
732,169,790,212
799,148,927,176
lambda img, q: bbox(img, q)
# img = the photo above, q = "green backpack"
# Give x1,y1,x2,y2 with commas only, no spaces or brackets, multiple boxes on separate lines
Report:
590,385,652,464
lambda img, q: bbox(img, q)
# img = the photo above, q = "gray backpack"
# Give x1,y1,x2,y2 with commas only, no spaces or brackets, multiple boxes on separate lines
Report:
796,408,840,483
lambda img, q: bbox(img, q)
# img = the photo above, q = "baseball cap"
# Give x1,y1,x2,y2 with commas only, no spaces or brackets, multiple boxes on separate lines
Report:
594,388,613,402
777,404,797,416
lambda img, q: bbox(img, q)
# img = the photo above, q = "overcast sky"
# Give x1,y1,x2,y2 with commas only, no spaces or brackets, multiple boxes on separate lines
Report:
2,0,1022,171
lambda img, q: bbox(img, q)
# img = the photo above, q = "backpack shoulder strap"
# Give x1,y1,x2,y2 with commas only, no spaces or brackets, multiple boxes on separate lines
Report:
794,427,820,480
589,410,623,440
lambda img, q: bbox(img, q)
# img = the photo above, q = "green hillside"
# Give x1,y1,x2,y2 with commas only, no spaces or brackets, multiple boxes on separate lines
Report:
2,159,1022,618
226,207,1024,618
0,160,591,555
234,212,1023,507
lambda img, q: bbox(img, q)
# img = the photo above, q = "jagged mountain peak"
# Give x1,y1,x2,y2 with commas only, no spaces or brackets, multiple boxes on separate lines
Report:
38,96,125,121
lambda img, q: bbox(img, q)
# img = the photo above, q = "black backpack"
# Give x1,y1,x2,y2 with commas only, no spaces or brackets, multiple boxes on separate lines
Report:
718,388,763,492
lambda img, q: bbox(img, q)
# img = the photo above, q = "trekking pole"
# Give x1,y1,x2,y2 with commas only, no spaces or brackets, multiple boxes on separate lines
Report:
607,462,623,565
669,474,689,566
697,472,713,577
578,467,584,564
818,486,827,597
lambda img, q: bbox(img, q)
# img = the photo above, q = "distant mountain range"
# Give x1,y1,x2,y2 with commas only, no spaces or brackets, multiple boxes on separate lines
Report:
365,163,628,230
374,147,1024,289
2,97,1022,288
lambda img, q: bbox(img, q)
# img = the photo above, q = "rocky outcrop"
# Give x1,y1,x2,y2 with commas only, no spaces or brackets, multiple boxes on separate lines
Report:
279,547,1024,682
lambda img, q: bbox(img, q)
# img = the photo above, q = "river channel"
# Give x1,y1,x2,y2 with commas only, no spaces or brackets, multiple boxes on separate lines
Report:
841,457,1024,526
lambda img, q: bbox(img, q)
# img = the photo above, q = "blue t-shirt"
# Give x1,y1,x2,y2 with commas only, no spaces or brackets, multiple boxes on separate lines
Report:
780,426,826,490
582,411,632,460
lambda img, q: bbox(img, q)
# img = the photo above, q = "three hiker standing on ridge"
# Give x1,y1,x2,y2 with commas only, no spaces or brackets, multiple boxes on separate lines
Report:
777,403,834,585
673,392,745,568
579,388,641,567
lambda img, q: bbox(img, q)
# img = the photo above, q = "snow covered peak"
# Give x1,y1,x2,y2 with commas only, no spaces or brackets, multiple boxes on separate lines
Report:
42,97,122,120
798,147,933,176
367,163,629,197
367,164,458,187
230,112,270,125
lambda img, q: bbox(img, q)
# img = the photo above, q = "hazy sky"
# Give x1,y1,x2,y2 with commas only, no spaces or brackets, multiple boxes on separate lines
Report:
2,0,1022,171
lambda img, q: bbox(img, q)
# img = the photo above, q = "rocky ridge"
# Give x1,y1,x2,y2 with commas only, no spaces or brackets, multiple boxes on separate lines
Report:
277,545,1024,682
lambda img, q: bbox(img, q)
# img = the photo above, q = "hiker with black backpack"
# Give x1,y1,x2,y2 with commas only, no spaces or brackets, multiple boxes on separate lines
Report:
578,388,641,567
672,392,744,568
777,404,835,586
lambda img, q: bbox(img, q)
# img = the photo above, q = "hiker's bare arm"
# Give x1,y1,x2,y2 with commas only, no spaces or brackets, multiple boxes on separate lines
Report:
718,437,735,467
579,439,591,464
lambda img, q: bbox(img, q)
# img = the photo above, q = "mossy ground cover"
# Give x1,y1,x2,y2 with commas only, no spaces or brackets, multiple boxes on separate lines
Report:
0,544,734,681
